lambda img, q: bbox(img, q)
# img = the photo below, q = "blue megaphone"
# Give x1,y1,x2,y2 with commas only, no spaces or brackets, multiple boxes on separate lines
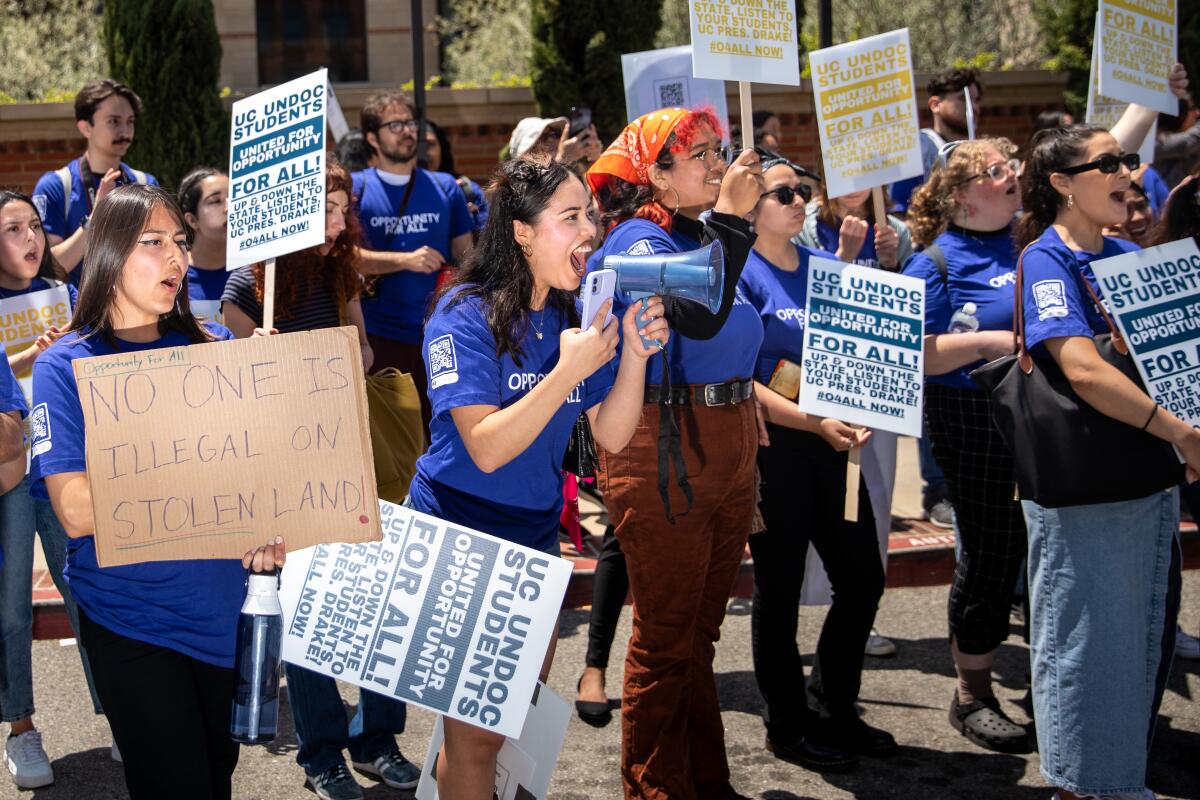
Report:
603,241,724,349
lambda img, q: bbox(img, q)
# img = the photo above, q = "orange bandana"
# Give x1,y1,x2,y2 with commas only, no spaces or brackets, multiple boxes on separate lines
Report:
586,108,690,199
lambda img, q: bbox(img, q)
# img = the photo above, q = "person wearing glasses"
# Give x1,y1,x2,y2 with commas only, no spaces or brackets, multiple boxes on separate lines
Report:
902,138,1033,753
584,107,764,800
352,90,475,433
739,154,895,772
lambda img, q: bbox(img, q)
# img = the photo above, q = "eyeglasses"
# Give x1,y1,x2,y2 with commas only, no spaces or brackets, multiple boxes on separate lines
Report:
380,119,420,135
759,184,813,206
687,145,731,167
956,159,1021,186
1058,152,1140,176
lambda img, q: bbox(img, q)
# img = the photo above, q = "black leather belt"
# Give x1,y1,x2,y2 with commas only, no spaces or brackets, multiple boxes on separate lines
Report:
645,378,754,407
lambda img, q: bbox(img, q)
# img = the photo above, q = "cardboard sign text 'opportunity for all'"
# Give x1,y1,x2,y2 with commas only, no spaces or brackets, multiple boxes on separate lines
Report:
73,328,380,567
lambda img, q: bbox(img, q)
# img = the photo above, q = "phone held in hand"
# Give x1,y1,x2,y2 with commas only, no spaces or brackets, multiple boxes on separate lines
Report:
580,269,616,330
569,106,592,139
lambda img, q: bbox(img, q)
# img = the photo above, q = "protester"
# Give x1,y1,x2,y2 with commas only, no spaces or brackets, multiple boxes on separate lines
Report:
572,522,626,727
1153,97,1200,189
740,154,894,772
753,110,783,143
177,167,230,323
333,129,376,174
420,119,489,233
32,79,158,286
1032,109,1073,136
508,116,603,168
352,90,475,431
754,127,781,153
29,183,284,800
408,155,668,799
1014,119,1199,800
1103,176,1154,246
585,107,763,799
902,138,1033,753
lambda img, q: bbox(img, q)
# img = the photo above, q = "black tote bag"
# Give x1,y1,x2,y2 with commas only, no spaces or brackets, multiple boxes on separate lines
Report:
969,242,1181,508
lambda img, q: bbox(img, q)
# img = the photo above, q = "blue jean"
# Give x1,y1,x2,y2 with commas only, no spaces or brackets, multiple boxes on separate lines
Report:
918,431,947,508
1023,489,1177,796
0,477,102,720
284,662,407,776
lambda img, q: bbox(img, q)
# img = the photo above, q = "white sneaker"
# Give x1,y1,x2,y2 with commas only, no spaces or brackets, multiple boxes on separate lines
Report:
865,628,897,657
1175,625,1200,660
5,730,53,789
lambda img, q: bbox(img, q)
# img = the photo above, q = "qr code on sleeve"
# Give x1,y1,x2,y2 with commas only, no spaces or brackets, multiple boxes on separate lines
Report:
654,78,688,108
428,334,459,388
29,403,51,457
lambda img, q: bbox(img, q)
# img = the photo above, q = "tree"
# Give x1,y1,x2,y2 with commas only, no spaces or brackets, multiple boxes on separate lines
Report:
1033,0,1096,117
439,0,533,86
0,0,105,103
103,0,227,190
530,0,664,140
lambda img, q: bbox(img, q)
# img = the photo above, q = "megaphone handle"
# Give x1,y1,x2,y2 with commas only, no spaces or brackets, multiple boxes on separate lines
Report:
633,295,661,351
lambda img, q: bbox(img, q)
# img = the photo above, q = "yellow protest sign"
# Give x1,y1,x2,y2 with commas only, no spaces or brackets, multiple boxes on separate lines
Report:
1098,0,1176,114
689,0,800,85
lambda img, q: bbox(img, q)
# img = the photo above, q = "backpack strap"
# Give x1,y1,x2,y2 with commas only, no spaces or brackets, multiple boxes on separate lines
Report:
55,165,73,220
926,243,948,289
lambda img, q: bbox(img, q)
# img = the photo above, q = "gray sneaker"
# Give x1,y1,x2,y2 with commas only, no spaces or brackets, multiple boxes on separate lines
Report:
927,499,954,529
353,749,420,790
307,763,364,800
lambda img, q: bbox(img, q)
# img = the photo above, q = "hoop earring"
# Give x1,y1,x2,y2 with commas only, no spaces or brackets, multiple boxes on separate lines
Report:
1067,194,1075,210
667,186,681,214
520,242,533,257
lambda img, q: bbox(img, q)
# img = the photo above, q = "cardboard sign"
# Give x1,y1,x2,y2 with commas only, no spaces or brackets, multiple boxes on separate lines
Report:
689,0,800,86
73,327,379,566
798,257,925,437
808,29,923,199
0,284,72,404
1086,12,1157,166
1091,238,1200,427
1097,0,1177,114
415,682,571,800
279,500,572,739
622,44,731,133
227,68,328,269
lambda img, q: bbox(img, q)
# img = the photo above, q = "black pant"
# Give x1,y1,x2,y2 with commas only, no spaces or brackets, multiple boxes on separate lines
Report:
585,526,628,668
79,610,240,800
750,424,884,738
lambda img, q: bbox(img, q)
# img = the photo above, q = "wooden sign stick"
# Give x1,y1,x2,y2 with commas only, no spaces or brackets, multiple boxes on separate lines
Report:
871,186,888,229
739,80,754,152
262,258,276,331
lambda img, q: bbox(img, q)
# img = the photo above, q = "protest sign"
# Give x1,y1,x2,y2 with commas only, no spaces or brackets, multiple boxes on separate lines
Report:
415,682,571,800
1096,0,1177,114
226,68,328,270
808,29,923,199
798,256,926,437
1090,238,1200,427
279,500,572,739
622,45,730,134
1086,12,1156,166
72,327,379,567
0,284,72,404
688,0,800,86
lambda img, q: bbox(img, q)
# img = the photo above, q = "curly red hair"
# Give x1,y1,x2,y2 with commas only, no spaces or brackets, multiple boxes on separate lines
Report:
626,107,725,232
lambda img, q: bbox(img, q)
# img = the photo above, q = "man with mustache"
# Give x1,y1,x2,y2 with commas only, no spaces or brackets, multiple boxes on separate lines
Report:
350,90,474,435
32,79,158,288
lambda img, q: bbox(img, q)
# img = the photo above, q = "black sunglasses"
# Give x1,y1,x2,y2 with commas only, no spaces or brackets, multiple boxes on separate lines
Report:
1058,152,1140,176
760,184,812,206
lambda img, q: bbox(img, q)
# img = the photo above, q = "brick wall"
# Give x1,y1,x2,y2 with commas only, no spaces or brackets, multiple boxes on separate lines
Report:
0,71,1067,192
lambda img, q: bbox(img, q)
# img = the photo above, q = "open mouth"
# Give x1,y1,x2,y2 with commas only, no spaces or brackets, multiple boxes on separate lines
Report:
161,274,180,292
24,249,38,263
1005,184,1018,196
570,244,591,278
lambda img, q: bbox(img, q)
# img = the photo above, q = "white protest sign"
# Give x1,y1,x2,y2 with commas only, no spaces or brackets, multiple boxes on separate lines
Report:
226,68,328,270
280,500,572,739
798,256,926,437
415,682,571,800
1087,12,1157,166
1097,0,1177,115
0,284,71,404
622,45,730,135
326,81,351,143
689,0,800,85
808,29,923,199
1091,238,1200,427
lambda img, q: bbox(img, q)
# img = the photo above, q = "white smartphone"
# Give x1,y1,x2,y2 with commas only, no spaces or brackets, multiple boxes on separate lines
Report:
580,269,617,330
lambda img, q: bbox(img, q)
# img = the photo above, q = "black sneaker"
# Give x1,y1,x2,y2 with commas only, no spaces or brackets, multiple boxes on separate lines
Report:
765,732,857,772
306,762,364,800
821,716,897,757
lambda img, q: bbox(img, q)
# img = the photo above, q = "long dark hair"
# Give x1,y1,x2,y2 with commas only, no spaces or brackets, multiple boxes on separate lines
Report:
0,191,67,284
177,166,226,240
70,184,215,347
435,157,581,366
1015,123,1107,249
1150,172,1200,247
421,120,456,175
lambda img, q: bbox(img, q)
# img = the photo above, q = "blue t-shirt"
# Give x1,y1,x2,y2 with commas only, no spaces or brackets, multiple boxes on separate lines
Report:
0,356,28,418
738,244,824,384
587,218,763,385
351,168,474,343
32,159,159,287
1022,226,1140,355
1141,165,1170,214
186,265,229,323
815,218,880,267
407,290,615,550
29,324,247,668
902,226,1018,389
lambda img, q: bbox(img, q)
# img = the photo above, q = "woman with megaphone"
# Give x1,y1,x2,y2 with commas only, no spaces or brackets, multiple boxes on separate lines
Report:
584,107,763,800
738,154,895,772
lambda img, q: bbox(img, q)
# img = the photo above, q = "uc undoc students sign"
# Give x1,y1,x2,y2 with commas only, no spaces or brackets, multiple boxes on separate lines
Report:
808,28,922,199
798,257,926,437
0,283,71,403
689,0,800,85
1090,238,1200,427
226,68,328,269
280,500,572,739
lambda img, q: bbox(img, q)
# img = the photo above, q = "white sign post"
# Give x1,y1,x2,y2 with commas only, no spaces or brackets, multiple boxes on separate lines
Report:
227,68,329,329
798,256,926,438
1086,12,1156,166
1096,0,1177,115
280,500,572,739
1091,238,1200,428
622,45,730,135
808,28,923,201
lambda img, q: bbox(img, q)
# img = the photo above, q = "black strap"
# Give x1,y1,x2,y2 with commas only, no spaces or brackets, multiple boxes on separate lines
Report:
79,157,99,213
385,170,419,252
927,243,948,290
654,350,693,524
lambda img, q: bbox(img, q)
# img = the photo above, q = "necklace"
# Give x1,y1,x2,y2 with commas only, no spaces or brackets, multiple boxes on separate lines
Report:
530,308,545,340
